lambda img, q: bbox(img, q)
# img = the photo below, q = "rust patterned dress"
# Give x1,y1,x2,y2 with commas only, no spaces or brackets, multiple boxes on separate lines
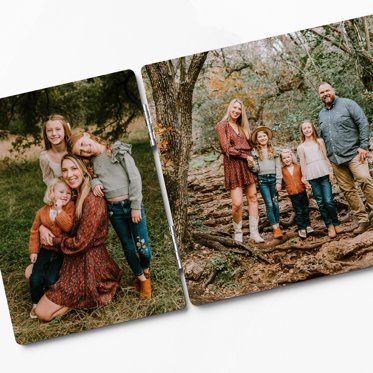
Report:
46,192,122,309
216,120,256,190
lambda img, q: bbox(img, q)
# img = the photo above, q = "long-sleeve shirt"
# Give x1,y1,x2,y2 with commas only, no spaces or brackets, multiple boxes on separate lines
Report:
251,148,282,185
28,201,75,254
319,97,369,165
91,142,142,209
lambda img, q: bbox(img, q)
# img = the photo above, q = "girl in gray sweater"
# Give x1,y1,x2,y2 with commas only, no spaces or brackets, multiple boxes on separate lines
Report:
69,131,152,300
249,126,283,239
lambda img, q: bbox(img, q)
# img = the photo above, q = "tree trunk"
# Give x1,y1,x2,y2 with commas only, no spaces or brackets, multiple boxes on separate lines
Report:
145,52,208,251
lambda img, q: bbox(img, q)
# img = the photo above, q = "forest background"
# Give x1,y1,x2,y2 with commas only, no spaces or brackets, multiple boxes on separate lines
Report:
0,70,184,344
143,15,373,303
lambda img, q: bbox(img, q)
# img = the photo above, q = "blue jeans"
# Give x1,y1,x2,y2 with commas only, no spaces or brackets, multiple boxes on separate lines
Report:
107,199,152,276
290,191,311,229
309,175,340,228
29,248,63,304
258,174,280,226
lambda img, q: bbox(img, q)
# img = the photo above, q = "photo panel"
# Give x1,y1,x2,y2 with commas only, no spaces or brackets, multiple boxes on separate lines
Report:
0,69,185,344
142,15,373,305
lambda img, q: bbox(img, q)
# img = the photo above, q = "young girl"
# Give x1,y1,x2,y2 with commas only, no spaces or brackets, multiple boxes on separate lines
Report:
39,114,72,200
28,178,74,318
68,131,152,300
280,148,313,238
215,98,264,243
250,126,283,238
297,119,342,238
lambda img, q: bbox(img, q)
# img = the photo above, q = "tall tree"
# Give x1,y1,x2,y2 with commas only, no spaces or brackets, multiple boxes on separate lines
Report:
145,53,208,250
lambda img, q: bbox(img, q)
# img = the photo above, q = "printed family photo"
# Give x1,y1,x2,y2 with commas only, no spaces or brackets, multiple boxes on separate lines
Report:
0,69,185,344
142,15,373,305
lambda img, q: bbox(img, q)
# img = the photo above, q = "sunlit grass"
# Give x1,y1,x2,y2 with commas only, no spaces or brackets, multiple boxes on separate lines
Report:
0,141,185,344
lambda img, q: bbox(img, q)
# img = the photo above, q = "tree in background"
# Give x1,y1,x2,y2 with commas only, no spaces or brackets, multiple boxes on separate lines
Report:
0,69,142,149
145,53,208,250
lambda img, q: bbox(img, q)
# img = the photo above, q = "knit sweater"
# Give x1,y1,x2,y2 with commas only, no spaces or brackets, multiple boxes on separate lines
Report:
91,142,142,209
29,200,75,254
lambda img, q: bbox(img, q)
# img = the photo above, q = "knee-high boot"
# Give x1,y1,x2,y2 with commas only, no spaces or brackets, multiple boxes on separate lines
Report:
249,216,264,243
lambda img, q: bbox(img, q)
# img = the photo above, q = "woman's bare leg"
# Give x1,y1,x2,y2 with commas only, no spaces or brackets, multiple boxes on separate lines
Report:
230,187,243,223
245,183,259,217
35,295,70,322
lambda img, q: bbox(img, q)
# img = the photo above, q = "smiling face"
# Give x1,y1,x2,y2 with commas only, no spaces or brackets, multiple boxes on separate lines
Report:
229,101,242,122
281,151,293,166
71,133,103,157
256,131,269,146
61,158,84,190
301,121,314,138
45,119,65,146
319,83,336,107
53,182,72,205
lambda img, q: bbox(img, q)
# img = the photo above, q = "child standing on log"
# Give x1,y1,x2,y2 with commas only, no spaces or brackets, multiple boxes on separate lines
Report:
297,119,342,238
250,126,283,239
280,148,313,239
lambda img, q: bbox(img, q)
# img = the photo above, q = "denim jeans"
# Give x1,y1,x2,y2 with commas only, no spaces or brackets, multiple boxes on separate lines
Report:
290,191,311,229
309,175,340,228
258,174,280,226
107,199,152,276
29,248,63,304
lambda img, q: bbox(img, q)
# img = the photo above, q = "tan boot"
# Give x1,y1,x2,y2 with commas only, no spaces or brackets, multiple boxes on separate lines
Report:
273,226,283,239
233,220,243,242
249,216,264,243
139,278,152,300
133,271,150,292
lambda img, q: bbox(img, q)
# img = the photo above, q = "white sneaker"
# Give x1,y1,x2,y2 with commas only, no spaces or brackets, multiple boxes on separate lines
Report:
306,226,314,234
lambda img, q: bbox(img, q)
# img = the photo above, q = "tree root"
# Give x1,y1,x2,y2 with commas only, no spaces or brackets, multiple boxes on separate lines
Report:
192,231,271,263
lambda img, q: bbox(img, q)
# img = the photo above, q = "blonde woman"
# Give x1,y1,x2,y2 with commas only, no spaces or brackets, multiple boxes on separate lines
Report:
215,99,264,243
34,154,122,322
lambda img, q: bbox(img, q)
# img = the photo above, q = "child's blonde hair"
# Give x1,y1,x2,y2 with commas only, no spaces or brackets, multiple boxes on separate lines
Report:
42,114,72,150
44,177,71,206
299,119,321,150
280,148,297,165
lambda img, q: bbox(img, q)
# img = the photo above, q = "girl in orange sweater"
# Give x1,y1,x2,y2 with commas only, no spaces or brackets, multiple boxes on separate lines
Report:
280,149,313,239
28,178,74,318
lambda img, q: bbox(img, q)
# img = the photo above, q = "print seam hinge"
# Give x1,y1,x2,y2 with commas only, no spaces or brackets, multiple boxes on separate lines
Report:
143,103,156,147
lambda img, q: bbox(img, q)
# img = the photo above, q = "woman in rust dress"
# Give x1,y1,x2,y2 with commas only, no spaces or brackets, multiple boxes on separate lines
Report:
35,154,122,321
216,98,264,243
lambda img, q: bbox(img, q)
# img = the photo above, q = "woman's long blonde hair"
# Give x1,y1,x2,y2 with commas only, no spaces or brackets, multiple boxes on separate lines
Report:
222,99,251,139
61,154,91,220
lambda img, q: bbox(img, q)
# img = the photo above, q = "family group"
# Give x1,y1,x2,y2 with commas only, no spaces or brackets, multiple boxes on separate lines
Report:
216,82,372,243
26,114,152,322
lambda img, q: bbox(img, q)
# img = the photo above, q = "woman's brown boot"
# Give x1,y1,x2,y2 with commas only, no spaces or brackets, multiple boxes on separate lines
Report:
139,278,152,300
133,271,150,291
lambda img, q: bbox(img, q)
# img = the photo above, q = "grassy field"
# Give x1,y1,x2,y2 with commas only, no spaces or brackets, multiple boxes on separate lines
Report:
0,141,185,344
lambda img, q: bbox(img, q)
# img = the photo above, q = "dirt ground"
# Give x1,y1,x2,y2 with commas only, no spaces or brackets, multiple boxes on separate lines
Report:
184,156,373,305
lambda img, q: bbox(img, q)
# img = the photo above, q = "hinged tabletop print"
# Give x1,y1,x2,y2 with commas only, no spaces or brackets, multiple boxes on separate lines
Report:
0,69,185,344
141,14,373,306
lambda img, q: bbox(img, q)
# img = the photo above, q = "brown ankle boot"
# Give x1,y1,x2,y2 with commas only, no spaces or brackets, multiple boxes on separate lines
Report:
273,226,283,239
139,278,152,300
133,271,150,291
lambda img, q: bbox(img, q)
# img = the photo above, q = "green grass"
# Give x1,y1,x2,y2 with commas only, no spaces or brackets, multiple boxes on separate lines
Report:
0,141,185,344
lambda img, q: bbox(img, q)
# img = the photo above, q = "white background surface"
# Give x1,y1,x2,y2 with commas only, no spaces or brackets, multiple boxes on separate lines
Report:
1,1,373,372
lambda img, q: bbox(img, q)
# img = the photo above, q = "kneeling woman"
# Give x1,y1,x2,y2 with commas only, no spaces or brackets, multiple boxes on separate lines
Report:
35,154,122,322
